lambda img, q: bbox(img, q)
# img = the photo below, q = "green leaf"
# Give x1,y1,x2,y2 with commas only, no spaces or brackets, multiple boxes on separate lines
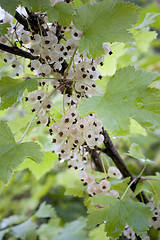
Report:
65,180,86,197
34,202,56,218
11,219,37,240
87,195,153,239
130,28,158,52
78,66,159,135
38,219,61,240
138,3,160,30
110,177,131,198
0,76,38,109
18,152,57,179
0,23,11,35
136,12,160,29
47,2,73,26
0,0,20,15
0,215,25,228
133,177,160,204
89,224,108,240
130,119,147,135
55,217,88,240
73,1,140,57
21,0,51,12
98,43,126,76
0,120,44,183
128,143,153,165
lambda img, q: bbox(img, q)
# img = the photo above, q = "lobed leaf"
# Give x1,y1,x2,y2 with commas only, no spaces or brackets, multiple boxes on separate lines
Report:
0,0,20,15
47,2,74,26
73,1,140,57
0,23,11,35
18,152,57,180
34,202,57,219
0,76,38,109
21,0,51,12
11,219,37,240
87,195,153,239
78,66,160,135
0,121,44,183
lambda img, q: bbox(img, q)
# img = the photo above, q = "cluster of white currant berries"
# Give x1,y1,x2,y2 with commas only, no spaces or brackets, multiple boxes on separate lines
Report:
49,108,104,158
0,4,112,100
122,225,150,240
26,89,52,126
148,201,160,230
79,166,121,197
0,3,119,200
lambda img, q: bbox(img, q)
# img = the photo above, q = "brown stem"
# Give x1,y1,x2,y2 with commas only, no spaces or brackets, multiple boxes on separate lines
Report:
90,149,104,172
90,128,149,204
102,128,133,179
0,43,39,60
15,11,29,31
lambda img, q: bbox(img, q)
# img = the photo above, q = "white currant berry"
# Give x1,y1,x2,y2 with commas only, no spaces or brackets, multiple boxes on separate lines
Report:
99,179,111,191
4,52,14,62
76,119,88,132
20,33,31,45
61,115,73,127
31,34,41,44
28,92,38,104
38,115,48,126
83,174,95,186
30,44,42,56
41,48,52,62
38,64,51,76
71,28,83,40
41,36,53,48
87,185,97,196
108,166,122,179
109,190,120,198
79,171,88,182
103,43,112,56
0,36,8,44
30,60,41,70
123,227,136,240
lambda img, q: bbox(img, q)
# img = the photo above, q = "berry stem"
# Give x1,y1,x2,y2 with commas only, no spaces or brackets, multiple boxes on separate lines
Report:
120,178,137,200
17,81,69,144
64,46,78,77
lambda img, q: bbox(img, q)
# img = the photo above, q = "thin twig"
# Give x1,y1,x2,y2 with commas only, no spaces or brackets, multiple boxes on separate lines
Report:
17,81,69,144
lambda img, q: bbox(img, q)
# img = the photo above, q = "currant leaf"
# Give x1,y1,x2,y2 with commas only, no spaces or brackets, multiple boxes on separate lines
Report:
130,28,158,52
0,121,44,184
47,2,74,26
21,0,51,12
34,202,57,218
0,0,20,15
87,195,153,239
133,177,160,204
89,224,108,240
73,1,140,57
78,66,160,135
11,219,37,240
0,76,38,109
0,23,11,35
18,152,57,180
55,217,88,240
